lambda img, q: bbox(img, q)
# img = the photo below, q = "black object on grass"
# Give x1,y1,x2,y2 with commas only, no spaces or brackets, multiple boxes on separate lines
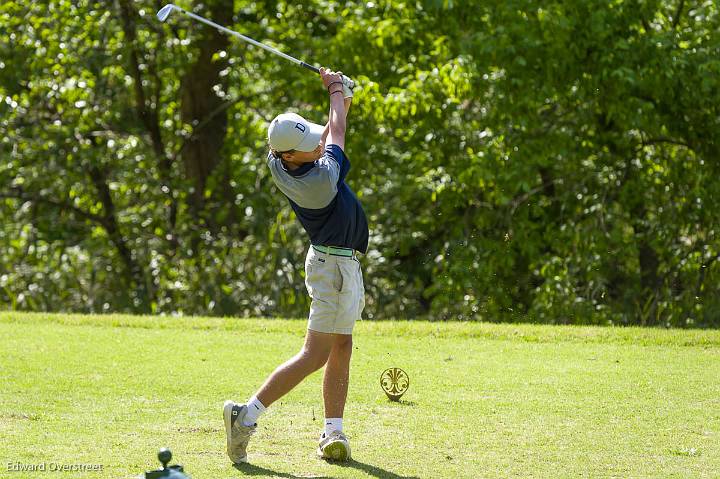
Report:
144,448,190,479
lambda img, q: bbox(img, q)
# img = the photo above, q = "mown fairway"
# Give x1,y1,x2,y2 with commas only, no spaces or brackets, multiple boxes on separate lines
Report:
1,312,719,478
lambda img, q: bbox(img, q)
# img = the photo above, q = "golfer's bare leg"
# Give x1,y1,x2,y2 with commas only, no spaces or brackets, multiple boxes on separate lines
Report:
254,329,334,407
323,334,353,418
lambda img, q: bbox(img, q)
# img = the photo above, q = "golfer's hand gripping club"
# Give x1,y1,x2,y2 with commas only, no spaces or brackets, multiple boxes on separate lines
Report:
341,75,355,90
326,69,354,98
340,75,354,98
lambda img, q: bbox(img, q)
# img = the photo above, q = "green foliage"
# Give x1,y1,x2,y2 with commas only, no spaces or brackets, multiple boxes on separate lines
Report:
1,0,718,326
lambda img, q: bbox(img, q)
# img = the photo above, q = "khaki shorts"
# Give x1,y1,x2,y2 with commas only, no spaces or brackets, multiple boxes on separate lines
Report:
304,246,365,335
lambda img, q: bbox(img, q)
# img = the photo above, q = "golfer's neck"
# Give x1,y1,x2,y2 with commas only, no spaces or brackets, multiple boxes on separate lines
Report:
282,159,303,171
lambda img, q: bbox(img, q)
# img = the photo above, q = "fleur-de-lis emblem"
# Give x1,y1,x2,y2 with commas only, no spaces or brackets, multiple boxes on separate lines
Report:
380,368,409,401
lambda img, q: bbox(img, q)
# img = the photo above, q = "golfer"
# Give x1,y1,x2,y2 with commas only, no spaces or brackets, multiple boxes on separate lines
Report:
223,68,368,463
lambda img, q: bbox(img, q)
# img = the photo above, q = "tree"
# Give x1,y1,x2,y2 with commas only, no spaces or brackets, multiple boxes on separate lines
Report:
1,0,718,326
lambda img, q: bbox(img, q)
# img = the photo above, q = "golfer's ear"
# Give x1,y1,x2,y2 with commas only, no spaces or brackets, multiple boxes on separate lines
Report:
281,152,294,161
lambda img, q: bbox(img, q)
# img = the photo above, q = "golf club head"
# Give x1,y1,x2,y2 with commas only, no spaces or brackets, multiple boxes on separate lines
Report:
156,4,176,22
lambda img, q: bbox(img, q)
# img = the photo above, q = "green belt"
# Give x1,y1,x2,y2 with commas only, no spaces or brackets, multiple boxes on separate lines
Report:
313,245,356,257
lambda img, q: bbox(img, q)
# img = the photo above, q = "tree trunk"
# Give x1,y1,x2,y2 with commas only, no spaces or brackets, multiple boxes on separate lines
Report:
180,0,232,229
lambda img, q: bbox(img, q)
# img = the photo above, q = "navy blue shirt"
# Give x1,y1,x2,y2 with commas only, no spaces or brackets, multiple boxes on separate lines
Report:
267,145,369,253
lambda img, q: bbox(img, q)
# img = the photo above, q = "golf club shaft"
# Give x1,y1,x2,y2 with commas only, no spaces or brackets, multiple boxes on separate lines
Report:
169,5,319,74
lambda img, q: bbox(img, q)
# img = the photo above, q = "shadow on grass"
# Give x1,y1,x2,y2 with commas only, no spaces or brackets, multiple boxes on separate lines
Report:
233,462,332,478
233,459,418,479
328,458,420,479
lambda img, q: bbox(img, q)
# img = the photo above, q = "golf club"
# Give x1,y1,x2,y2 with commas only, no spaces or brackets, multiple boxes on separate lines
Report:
156,4,354,89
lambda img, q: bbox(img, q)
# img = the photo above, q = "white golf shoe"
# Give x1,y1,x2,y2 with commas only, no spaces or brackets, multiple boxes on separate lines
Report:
223,400,256,464
317,430,351,461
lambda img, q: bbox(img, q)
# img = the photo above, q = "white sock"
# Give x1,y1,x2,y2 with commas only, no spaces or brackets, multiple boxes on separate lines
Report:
243,396,266,426
324,417,343,436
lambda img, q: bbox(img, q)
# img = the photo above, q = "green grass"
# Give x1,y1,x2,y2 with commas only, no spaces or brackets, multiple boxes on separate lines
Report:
1,312,719,478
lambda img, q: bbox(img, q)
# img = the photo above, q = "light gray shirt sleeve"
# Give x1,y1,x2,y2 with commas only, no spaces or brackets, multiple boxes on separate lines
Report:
267,155,340,209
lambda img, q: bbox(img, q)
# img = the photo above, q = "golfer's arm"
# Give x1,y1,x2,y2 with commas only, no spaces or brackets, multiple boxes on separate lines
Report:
327,93,346,150
321,98,351,145
321,121,330,144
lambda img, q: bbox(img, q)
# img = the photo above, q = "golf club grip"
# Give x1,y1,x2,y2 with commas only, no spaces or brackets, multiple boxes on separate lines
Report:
301,62,320,74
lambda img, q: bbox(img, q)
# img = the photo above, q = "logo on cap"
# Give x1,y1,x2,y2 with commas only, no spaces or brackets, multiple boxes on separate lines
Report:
294,123,306,133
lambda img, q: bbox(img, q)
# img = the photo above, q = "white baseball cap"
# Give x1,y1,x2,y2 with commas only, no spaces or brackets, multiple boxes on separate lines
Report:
267,112,324,152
